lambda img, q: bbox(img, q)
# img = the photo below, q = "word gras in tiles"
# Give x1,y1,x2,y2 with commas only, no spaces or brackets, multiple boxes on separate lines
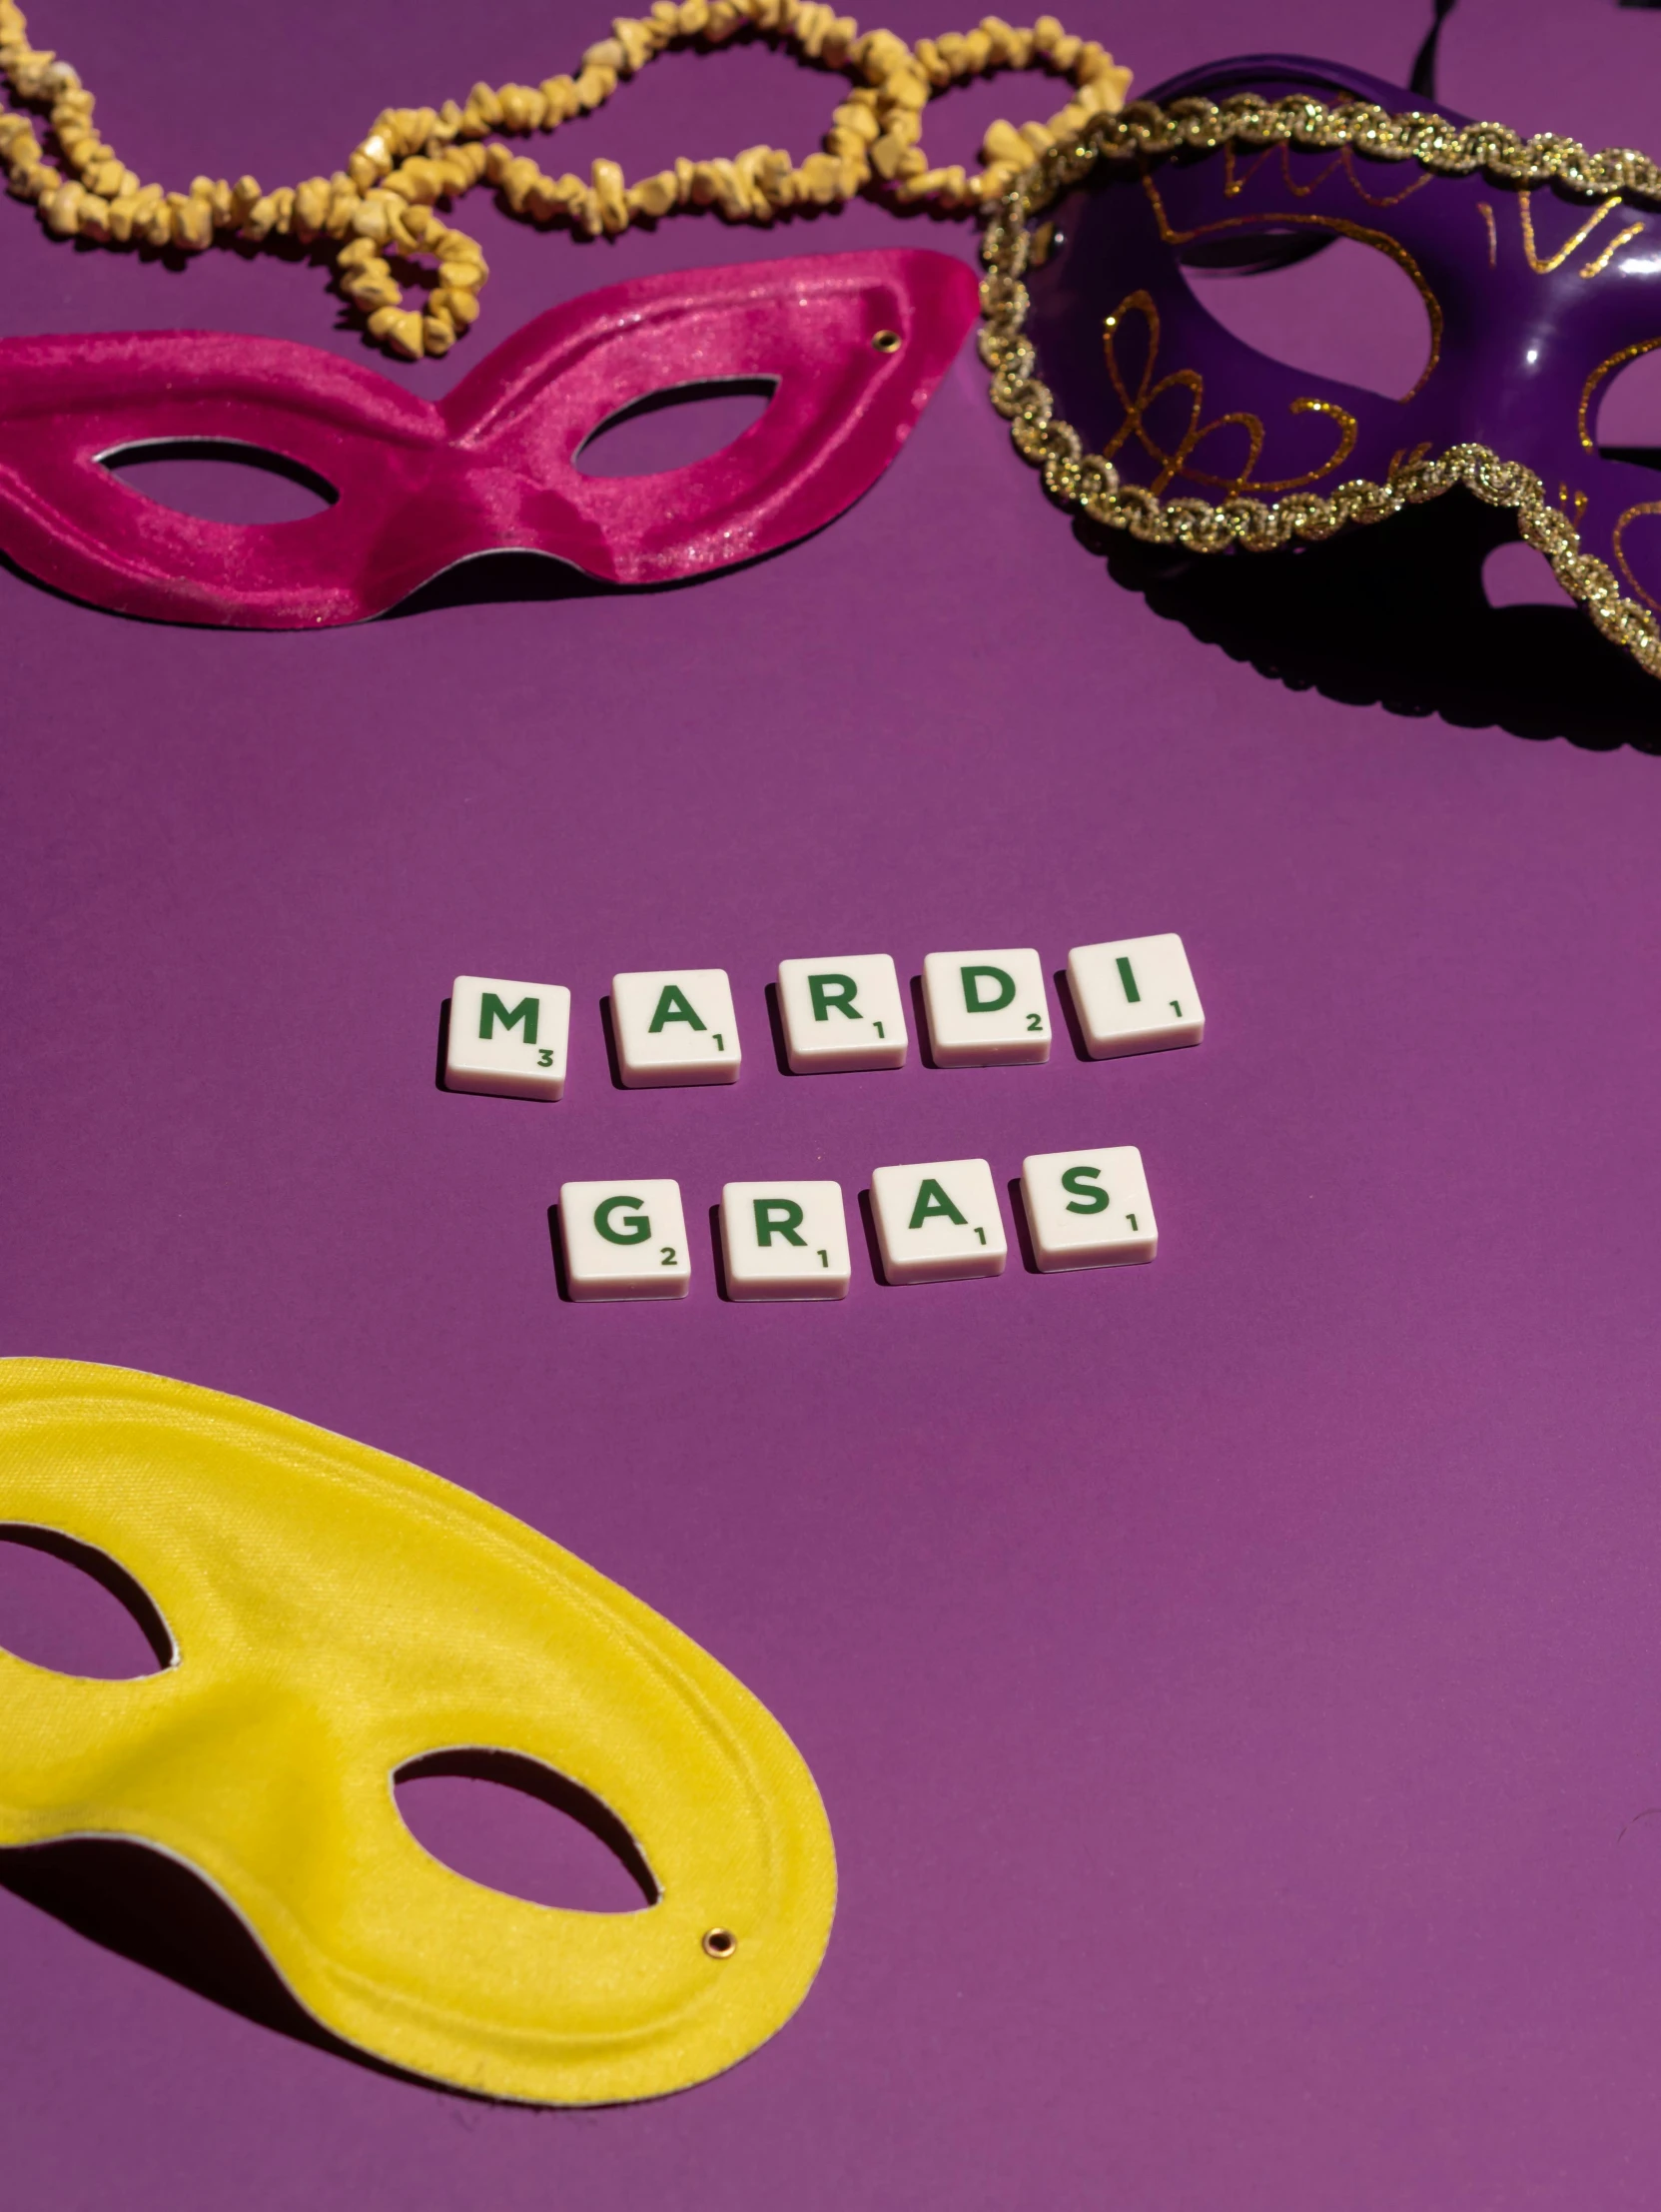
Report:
555,1152,1157,1302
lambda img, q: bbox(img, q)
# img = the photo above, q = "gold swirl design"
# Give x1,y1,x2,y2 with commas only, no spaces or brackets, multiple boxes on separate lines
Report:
1101,289,1356,496
1223,140,1432,210
977,90,1661,682
1517,190,1645,278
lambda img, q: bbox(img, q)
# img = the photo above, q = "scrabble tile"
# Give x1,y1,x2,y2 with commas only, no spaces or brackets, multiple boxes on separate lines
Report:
777,954,908,1073
921,947,1051,1067
446,975,571,1100
558,1179,691,1301
611,969,740,1088
1066,933,1204,1059
870,1158,1007,1285
1020,1146,1158,1272
720,1181,851,1300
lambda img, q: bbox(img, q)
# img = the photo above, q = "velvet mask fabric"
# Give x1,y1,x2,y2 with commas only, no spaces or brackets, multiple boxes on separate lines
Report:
0,248,977,626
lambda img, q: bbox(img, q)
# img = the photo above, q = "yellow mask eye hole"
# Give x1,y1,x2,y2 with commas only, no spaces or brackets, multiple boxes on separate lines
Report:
0,1359,836,2105
0,1522,176,1678
394,1747,660,1913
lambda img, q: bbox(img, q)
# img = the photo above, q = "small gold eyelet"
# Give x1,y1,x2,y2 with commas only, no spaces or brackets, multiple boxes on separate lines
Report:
871,330,902,354
702,1927,737,1959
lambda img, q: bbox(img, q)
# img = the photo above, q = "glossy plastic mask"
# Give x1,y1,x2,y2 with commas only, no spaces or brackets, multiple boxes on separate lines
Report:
995,56,1661,677
0,247,975,627
0,1359,836,2104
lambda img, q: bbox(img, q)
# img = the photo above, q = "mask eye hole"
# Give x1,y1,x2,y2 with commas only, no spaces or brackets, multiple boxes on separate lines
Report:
0,1525,175,1678
1482,540,1577,608
1177,231,1333,277
575,377,777,479
1593,346,1661,473
1177,228,1434,402
395,1748,658,1911
99,440,340,523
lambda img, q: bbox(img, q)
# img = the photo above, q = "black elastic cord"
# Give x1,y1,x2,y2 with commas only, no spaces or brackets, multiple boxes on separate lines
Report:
1409,0,1461,97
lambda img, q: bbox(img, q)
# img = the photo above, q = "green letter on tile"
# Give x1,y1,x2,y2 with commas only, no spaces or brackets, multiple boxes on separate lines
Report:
1061,1165,1110,1215
648,984,706,1033
753,1198,807,1247
909,1178,967,1229
594,1196,650,1245
808,973,860,1022
961,965,1015,1014
480,993,538,1043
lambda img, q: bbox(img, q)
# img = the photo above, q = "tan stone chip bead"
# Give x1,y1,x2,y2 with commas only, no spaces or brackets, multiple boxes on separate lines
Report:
0,0,1128,357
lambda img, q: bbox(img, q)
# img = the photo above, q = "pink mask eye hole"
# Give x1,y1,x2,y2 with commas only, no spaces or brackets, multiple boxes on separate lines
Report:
573,376,779,480
99,439,340,524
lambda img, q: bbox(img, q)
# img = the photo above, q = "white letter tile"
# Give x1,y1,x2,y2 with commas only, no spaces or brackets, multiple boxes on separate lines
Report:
921,948,1050,1067
870,1158,1007,1285
611,969,740,1088
1066,933,1203,1059
720,1181,851,1300
446,975,571,1101
559,1179,691,1301
1021,1146,1157,1271
777,955,907,1072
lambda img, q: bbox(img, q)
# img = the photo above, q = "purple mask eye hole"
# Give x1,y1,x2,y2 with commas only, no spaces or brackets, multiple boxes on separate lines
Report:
573,376,778,480
1176,229,1335,277
99,439,339,525
1176,227,1436,405
1593,346,1661,477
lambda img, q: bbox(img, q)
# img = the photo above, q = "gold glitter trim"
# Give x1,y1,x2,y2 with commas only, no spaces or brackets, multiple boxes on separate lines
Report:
977,90,1661,681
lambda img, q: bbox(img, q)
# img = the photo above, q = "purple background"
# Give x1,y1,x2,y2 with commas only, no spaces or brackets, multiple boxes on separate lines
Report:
6,2,1661,2205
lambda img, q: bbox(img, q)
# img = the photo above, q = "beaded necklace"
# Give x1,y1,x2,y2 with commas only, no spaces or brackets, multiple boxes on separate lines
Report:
0,0,1127,360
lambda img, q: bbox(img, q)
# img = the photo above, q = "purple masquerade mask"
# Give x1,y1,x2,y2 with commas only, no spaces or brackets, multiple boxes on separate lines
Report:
987,57,1661,680
0,248,976,626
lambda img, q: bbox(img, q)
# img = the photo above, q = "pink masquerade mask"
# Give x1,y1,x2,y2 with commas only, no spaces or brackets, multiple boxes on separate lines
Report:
0,248,976,627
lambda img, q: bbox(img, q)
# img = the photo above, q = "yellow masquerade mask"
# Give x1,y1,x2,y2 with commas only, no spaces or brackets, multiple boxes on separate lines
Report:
0,1357,836,2103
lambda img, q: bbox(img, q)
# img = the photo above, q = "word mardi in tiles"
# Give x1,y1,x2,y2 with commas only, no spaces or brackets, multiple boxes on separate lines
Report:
444,934,1203,1099
557,1147,1159,1304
